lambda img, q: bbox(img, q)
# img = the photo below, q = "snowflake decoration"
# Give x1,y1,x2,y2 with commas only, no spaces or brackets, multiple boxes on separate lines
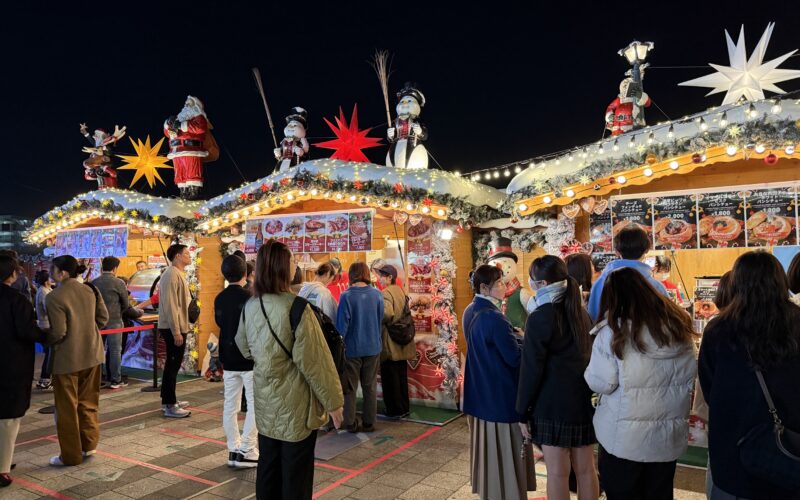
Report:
679,23,800,105
579,175,592,186
728,125,742,137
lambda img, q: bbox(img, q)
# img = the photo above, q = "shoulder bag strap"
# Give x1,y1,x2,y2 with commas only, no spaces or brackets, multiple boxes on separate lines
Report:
259,295,292,359
754,369,782,426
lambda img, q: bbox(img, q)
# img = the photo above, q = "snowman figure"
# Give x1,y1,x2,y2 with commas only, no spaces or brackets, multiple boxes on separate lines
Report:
386,83,428,170
274,107,309,173
486,237,530,330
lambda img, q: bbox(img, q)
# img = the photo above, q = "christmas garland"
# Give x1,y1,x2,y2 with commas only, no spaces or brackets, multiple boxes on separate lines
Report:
204,170,505,225
179,234,203,374
504,116,800,212
472,215,576,264
429,221,461,400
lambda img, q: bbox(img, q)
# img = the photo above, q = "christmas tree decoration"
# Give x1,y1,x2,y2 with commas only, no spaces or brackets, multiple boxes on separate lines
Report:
679,23,800,105
117,136,172,188
164,96,217,200
274,107,310,173
692,153,704,163
646,153,657,164
80,123,127,189
386,82,428,170
764,153,779,165
314,105,383,162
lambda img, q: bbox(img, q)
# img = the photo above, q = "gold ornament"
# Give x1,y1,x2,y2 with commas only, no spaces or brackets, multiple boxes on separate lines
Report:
117,136,172,188
131,210,138,217
57,211,64,218
439,269,450,278
646,153,657,164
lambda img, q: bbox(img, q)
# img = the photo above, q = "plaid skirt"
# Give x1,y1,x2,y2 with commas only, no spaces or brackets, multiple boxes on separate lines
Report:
530,417,596,448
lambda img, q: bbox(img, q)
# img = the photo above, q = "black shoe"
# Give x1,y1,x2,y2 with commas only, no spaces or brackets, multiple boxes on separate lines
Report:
362,423,375,433
0,473,12,487
346,417,361,433
227,452,238,467
233,451,259,469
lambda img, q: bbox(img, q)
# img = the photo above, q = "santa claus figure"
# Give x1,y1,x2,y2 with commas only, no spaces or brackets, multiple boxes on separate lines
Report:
80,123,126,189
164,96,214,199
605,77,651,136
274,107,309,173
386,83,428,170
486,237,530,330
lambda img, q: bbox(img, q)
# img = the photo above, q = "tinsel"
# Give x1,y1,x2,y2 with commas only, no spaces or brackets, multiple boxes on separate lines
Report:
204,170,505,224
472,214,575,264
504,116,800,212
429,221,461,400
178,234,203,374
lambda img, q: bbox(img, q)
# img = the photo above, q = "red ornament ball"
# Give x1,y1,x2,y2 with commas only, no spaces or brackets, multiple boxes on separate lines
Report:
764,153,779,165
455,226,464,233
692,153,703,163
609,177,616,184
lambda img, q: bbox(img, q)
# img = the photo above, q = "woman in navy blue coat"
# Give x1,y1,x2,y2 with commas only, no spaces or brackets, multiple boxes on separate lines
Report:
463,265,536,500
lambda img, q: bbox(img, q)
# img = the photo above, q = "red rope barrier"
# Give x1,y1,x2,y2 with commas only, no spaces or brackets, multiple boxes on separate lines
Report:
99,323,156,335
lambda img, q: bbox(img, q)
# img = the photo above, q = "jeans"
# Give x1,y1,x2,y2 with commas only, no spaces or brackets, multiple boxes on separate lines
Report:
159,329,186,405
256,431,317,500
223,370,257,453
40,345,53,380
343,355,379,428
104,329,123,384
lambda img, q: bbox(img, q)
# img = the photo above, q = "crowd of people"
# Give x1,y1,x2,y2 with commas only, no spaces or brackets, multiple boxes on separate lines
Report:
1,226,799,499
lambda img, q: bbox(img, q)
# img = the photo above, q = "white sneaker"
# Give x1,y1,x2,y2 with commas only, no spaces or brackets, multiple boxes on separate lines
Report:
82,450,96,458
233,449,259,468
163,405,191,418
161,401,190,412
48,456,65,466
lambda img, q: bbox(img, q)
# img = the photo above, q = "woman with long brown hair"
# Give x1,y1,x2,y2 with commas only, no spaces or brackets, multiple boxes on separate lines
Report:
517,255,598,500
584,267,697,500
699,252,800,499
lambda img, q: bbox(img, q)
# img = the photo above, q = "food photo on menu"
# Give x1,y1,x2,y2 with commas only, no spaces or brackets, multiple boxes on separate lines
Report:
696,191,746,248
653,194,698,250
744,187,799,247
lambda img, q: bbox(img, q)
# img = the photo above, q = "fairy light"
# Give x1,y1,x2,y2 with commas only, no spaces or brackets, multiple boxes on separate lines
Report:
629,136,636,148
421,206,430,214
514,165,522,174
648,132,655,144
755,144,766,153
785,145,796,155
667,124,674,138
565,189,575,197
436,208,446,217
643,168,653,177
699,117,708,131
616,175,627,184
406,203,415,211
542,196,552,204
771,102,782,114
518,203,528,212
726,145,738,156
503,170,510,177
669,160,679,170
493,171,500,178
719,112,728,128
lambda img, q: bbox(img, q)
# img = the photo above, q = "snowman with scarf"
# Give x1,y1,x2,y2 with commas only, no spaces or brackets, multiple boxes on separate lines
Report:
274,107,309,173
386,83,428,170
486,237,530,330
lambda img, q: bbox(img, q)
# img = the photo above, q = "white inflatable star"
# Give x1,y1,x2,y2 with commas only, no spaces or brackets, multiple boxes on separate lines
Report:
679,23,800,105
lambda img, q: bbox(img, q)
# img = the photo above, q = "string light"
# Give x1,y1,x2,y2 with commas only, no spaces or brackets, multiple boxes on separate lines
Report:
514,165,522,174
699,117,708,131
542,196,552,204
726,145,738,156
719,112,728,128
755,144,766,153
518,203,528,212
668,124,675,138
629,136,636,148
669,160,679,170
565,189,575,197
616,175,627,184
643,168,653,177
771,102,782,114
612,139,619,151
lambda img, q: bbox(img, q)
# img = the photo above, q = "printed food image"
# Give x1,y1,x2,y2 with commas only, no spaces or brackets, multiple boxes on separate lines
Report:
410,261,432,278
350,219,369,237
748,211,793,244
305,218,325,233
694,300,718,320
328,216,348,233
655,218,695,246
263,219,283,235
591,225,612,252
612,219,634,236
407,220,431,238
285,218,303,235
409,296,432,315
706,216,742,242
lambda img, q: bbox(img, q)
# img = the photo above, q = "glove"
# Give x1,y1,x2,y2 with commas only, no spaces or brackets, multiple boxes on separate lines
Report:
412,123,422,136
387,127,395,140
273,147,281,159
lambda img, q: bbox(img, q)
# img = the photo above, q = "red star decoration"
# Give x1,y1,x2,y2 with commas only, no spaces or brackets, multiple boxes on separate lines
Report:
280,178,291,187
260,183,270,192
353,180,363,190
193,212,202,220
313,104,383,162
239,193,248,201
393,183,404,193
422,197,433,206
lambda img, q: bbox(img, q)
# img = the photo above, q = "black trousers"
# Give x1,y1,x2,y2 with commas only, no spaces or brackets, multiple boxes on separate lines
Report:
380,359,409,416
256,431,317,500
598,446,676,500
159,329,186,405
40,345,53,380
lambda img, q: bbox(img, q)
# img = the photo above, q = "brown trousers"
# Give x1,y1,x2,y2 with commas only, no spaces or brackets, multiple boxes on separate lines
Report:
53,364,101,465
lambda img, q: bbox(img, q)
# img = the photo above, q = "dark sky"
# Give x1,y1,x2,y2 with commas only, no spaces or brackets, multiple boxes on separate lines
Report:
4,1,800,218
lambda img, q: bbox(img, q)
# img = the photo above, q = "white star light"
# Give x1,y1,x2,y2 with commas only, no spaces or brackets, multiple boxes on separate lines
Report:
679,23,800,105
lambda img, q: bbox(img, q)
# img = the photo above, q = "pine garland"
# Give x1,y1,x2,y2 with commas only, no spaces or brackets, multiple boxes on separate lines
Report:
472,215,576,264
178,234,203,374
430,221,461,400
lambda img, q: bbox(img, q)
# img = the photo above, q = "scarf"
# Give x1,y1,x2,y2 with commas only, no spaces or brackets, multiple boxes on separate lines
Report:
503,277,521,298
531,280,568,312
476,294,502,309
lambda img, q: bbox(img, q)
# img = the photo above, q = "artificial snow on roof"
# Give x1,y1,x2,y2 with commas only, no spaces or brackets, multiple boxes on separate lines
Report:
36,188,203,222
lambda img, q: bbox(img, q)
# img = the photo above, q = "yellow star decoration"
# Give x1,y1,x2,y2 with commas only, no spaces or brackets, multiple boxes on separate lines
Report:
131,210,138,217
102,199,111,206
118,136,172,188
728,125,742,138
152,215,160,222
579,175,592,186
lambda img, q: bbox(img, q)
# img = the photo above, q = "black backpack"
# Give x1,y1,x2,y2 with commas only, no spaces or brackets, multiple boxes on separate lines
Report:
280,296,346,375
387,295,416,346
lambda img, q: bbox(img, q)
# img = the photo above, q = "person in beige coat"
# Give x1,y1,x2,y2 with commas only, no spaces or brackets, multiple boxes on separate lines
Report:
235,240,343,500
45,255,109,466
377,265,415,418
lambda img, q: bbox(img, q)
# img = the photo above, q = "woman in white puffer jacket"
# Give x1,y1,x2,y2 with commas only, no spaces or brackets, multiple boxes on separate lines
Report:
584,267,697,500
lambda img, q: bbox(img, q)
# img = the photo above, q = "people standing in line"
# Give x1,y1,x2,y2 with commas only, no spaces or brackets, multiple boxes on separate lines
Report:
245,261,255,292
463,265,536,500
699,252,800,499
517,256,598,500
34,270,54,390
336,262,384,433
564,253,594,306
377,265,415,419
92,257,131,389
290,263,304,294
45,255,109,466
214,255,258,468
158,244,193,418
587,226,668,321
135,261,148,272
298,262,338,321
0,255,45,486
235,240,343,500
584,267,697,500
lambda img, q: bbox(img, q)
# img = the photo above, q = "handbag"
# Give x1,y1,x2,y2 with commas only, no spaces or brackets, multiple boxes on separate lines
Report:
736,368,800,489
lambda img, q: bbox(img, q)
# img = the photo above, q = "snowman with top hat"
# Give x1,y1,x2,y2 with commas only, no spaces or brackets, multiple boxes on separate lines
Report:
386,83,428,170
274,107,310,173
486,237,530,330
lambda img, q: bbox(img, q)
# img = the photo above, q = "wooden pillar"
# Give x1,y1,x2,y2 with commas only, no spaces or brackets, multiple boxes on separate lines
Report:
195,234,224,368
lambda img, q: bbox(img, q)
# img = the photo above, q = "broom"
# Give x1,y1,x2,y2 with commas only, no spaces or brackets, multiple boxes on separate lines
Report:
369,50,394,128
251,67,279,149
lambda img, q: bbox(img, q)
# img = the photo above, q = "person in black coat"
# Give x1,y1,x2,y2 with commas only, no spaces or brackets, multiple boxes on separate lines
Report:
0,255,45,486
516,255,598,500
699,252,800,499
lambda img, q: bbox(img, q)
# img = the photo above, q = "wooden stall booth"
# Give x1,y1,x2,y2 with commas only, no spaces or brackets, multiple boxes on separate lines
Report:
198,159,506,409
24,188,221,374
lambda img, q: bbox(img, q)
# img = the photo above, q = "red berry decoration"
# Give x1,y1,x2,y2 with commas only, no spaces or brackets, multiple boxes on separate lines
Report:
609,177,616,184
422,197,433,206
239,193,248,201
764,153,779,165
260,183,270,192
393,183,404,193
692,153,703,163
353,180,363,190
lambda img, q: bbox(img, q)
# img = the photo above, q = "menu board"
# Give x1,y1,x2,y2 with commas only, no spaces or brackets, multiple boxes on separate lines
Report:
406,218,434,335
611,198,653,250
589,207,613,253
55,225,128,259
591,253,618,272
652,194,698,250
744,187,798,247
697,191,746,248
244,209,373,255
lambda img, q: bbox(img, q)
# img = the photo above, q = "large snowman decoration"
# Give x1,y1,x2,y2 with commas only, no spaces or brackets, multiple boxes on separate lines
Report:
486,237,530,330
386,83,428,170
274,107,310,173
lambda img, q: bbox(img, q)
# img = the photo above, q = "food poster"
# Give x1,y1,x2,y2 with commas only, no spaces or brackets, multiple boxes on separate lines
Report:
744,187,798,247
282,217,305,253
610,198,654,249
693,277,721,337
260,217,284,242
348,211,373,251
404,337,457,410
591,253,618,272
326,213,350,252
652,194,699,250
589,205,613,253
697,191,746,248
244,219,263,254
303,215,327,253
55,225,128,258
406,218,434,335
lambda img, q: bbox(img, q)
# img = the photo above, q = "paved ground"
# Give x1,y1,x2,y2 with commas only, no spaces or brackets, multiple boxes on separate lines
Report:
6,373,708,499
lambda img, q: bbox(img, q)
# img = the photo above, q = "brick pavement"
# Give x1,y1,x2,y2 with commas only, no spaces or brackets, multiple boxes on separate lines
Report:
5,376,708,499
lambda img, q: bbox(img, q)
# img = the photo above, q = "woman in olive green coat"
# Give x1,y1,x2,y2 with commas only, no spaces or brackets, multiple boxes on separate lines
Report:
235,240,343,500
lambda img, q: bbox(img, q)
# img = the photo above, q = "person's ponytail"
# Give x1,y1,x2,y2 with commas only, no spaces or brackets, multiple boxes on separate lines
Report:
562,276,592,359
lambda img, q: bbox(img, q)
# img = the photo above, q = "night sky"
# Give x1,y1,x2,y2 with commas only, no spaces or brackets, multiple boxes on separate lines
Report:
3,1,800,218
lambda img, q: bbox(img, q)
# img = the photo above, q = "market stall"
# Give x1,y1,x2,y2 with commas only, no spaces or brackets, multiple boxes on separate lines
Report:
198,158,506,408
